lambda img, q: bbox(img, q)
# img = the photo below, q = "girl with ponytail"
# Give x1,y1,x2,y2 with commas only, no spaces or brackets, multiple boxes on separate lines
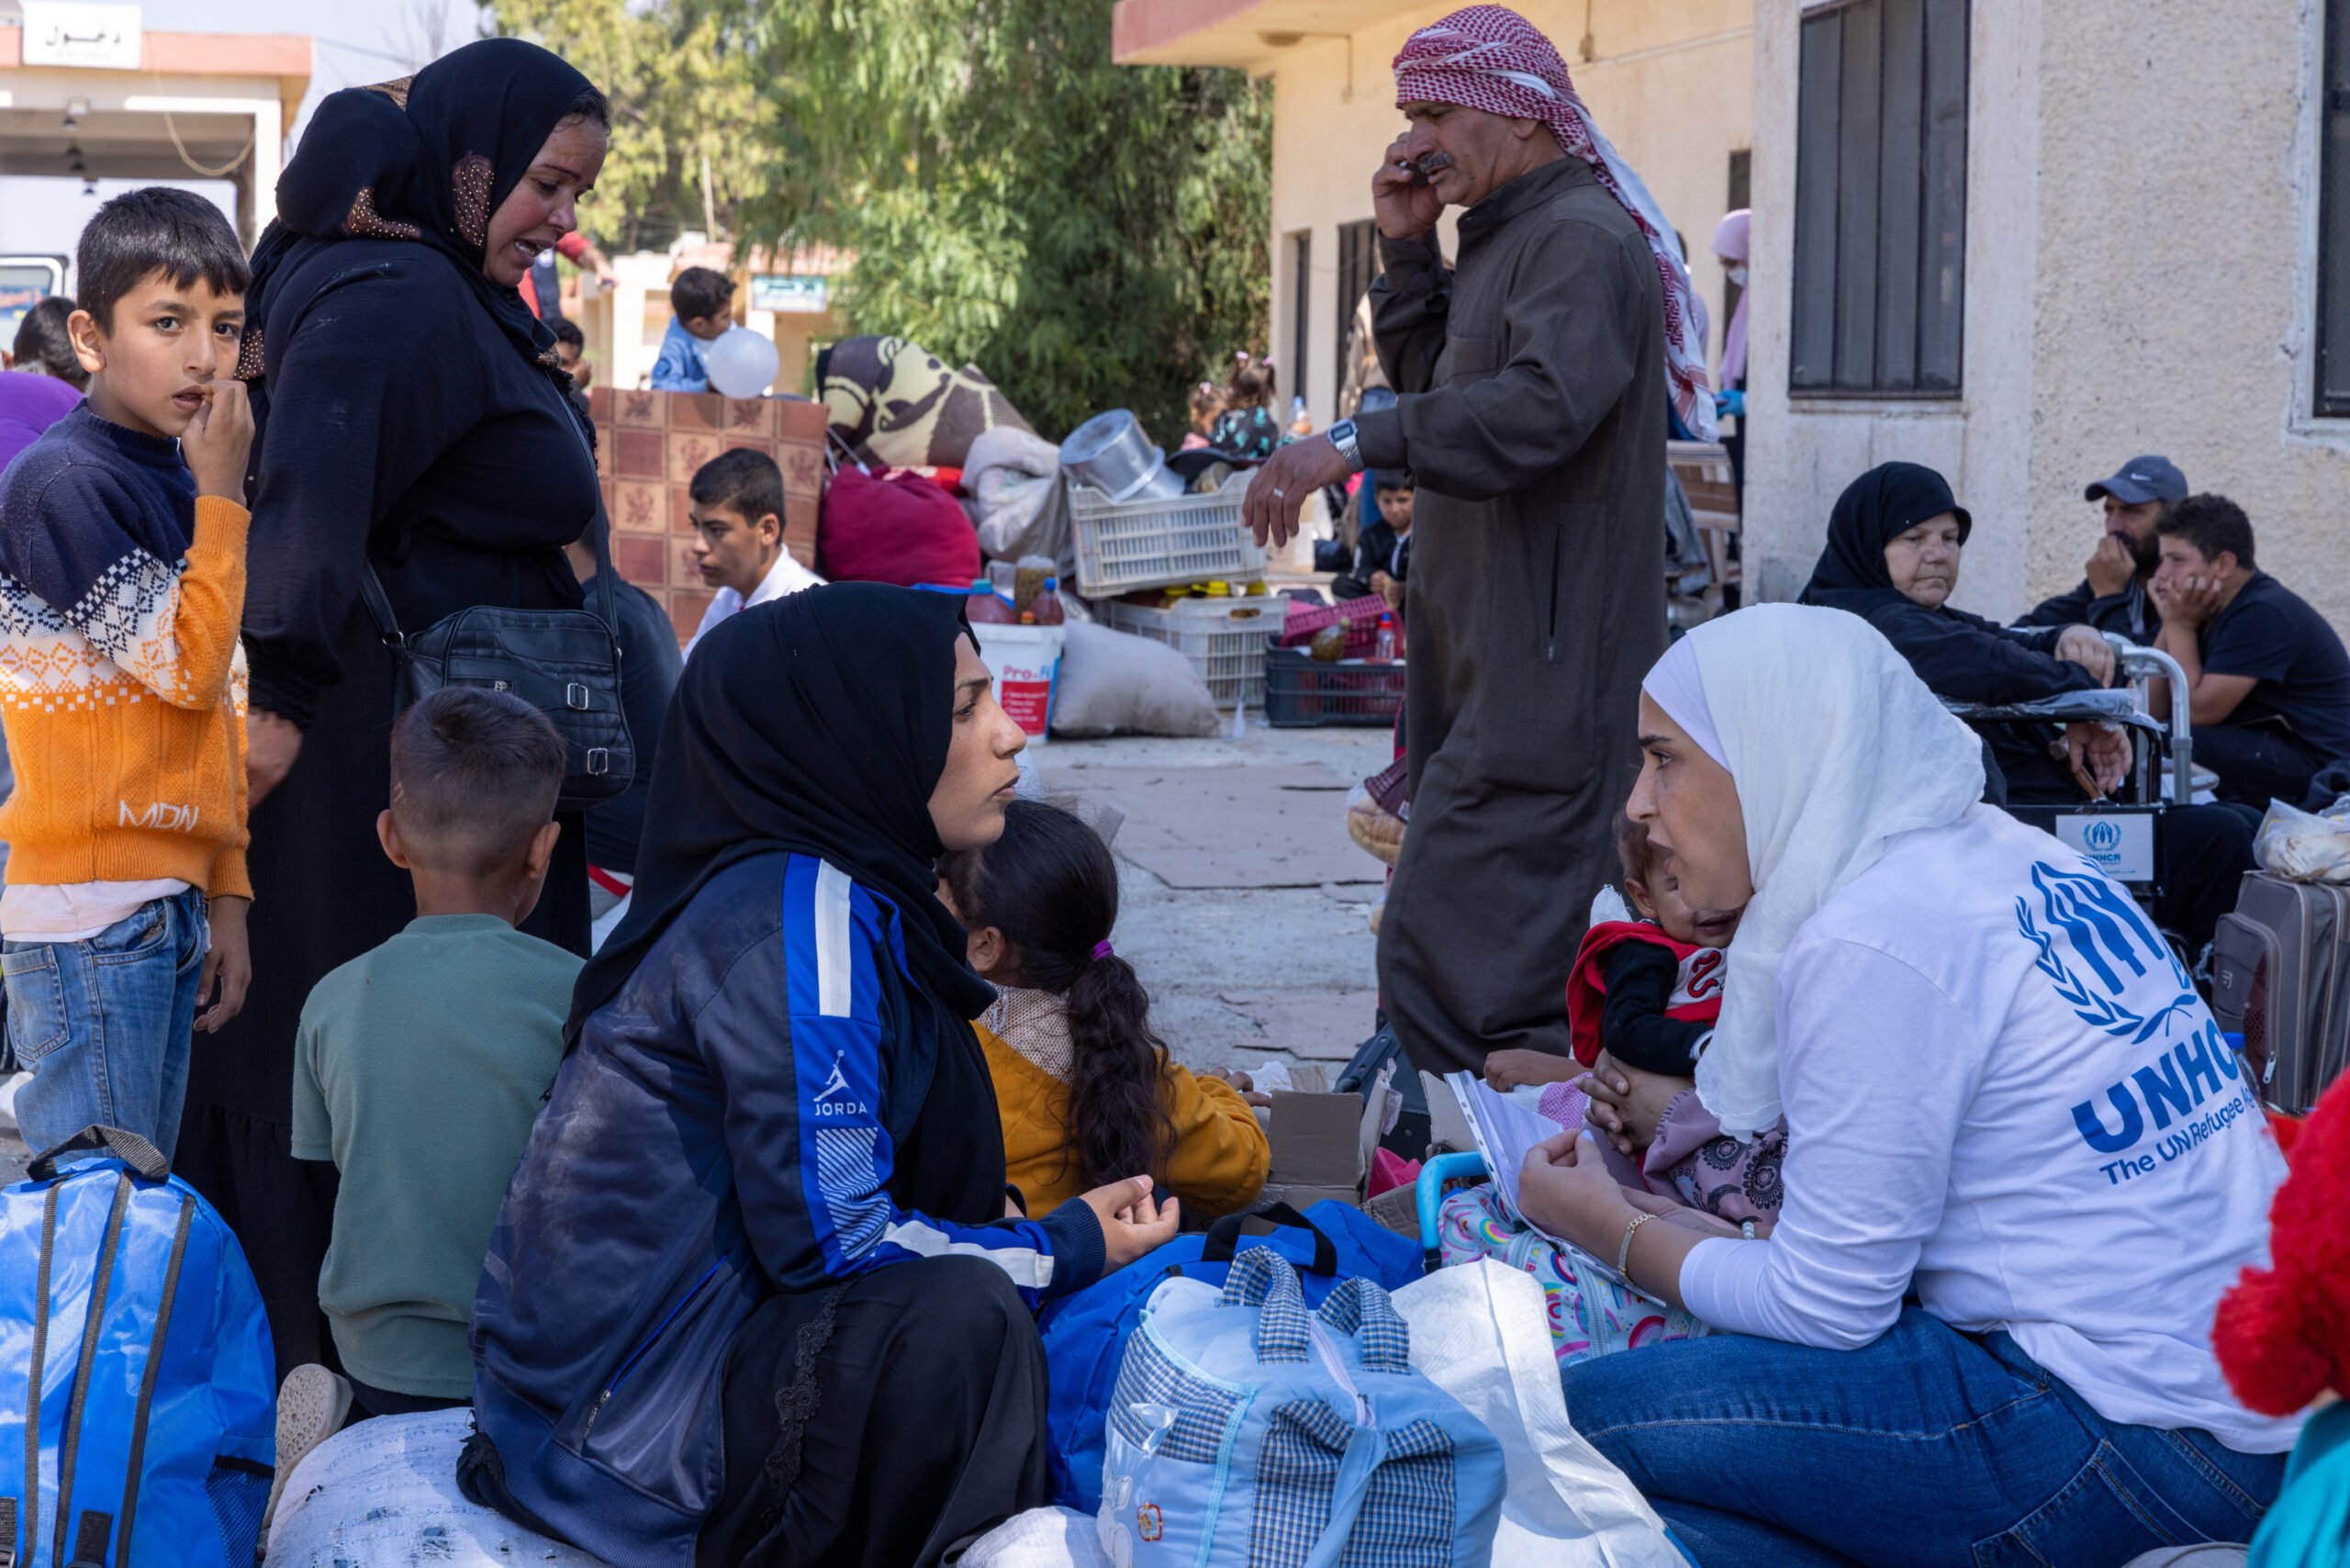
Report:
942,800,1270,1218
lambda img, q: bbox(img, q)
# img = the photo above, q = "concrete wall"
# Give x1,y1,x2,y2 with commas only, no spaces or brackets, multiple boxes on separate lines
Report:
1745,0,2350,634
1266,0,1754,431
2030,0,2350,633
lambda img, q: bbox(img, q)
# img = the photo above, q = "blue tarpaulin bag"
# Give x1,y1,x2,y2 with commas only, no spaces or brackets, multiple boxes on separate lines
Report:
1037,1200,1421,1512
0,1126,275,1568
1097,1247,1505,1567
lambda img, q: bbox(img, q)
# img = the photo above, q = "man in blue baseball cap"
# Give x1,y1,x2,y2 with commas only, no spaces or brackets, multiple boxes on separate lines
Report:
2016,454,2188,644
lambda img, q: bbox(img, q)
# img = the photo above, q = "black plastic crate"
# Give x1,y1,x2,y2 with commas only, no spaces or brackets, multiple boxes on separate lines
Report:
1264,645,1405,727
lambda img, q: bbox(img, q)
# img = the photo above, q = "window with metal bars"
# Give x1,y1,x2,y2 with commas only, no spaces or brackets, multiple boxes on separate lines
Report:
2317,0,2350,412
1790,0,1969,397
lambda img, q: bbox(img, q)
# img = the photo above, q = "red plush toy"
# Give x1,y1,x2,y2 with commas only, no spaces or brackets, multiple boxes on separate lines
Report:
2212,1074,2350,1417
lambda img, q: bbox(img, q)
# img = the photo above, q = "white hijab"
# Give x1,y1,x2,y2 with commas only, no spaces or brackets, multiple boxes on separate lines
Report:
1640,605,1986,1137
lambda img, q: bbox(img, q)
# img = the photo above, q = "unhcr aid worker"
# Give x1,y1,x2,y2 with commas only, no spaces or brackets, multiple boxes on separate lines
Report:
1519,606,2300,1566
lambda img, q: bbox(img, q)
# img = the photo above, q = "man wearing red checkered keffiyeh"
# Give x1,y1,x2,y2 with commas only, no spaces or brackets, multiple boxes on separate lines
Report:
1240,5,1686,1082
1386,5,1714,440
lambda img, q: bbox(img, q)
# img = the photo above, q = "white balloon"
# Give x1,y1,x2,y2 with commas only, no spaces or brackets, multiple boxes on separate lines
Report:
703,326,780,399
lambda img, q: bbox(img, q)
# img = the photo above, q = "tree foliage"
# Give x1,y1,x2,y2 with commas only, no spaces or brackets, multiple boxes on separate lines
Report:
492,0,775,253
497,0,1270,440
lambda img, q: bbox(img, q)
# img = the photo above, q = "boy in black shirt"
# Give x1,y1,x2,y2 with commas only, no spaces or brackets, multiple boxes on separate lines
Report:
1330,470,1415,609
2152,493,2350,806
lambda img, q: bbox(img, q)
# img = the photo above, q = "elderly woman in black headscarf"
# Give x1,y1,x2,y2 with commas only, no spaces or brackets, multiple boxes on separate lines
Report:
1801,460,2255,955
465,586,1179,1568
177,39,612,1374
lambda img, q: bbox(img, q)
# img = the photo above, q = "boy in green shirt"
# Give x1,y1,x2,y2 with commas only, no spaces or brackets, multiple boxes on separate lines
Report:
275,687,577,1492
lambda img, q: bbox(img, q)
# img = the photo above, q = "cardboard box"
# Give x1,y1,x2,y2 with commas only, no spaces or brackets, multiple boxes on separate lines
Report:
1255,1061,1393,1211
588,387,827,646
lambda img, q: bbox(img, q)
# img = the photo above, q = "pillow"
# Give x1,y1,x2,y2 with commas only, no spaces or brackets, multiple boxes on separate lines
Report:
1050,622,1221,738
819,465,980,588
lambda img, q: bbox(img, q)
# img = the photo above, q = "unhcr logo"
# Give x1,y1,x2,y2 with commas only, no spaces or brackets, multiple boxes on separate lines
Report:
2084,820,2121,855
119,801,200,833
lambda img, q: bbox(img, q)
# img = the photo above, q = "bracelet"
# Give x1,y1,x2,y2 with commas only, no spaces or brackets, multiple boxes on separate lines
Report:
1616,1210,1654,1277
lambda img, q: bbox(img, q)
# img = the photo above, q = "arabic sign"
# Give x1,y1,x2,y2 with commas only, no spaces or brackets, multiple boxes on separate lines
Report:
750,274,829,315
21,2,143,70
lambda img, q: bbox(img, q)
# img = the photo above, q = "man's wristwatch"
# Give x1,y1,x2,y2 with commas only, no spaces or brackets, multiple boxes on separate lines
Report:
1327,418,1364,474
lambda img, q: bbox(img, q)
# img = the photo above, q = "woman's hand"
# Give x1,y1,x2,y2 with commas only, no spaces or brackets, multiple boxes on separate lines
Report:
246,710,304,808
1080,1175,1181,1271
1516,1130,1637,1256
2053,623,2117,688
1483,1048,1579,1092
1578,1053,1693,1156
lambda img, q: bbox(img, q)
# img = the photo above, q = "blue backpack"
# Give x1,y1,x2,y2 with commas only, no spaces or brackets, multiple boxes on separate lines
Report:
0,1127,275,1568
1037,1201,1421,1512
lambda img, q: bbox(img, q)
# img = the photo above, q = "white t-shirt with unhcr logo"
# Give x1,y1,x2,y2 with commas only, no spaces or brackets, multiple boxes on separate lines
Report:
1680,804,2300,1454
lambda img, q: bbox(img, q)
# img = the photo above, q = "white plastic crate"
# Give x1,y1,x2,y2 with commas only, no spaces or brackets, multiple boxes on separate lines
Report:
1100,596,1273,708
1069,472,1265,599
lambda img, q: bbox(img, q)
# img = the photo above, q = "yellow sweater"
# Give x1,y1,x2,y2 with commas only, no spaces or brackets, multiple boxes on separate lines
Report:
978,1016,1270,1219
0,495,252,898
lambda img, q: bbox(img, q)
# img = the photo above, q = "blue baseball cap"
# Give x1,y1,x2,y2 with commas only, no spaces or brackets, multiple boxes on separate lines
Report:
2085,455,2187,505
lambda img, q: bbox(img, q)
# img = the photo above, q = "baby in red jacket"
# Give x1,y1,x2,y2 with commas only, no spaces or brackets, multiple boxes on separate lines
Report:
1485,814,1783,1226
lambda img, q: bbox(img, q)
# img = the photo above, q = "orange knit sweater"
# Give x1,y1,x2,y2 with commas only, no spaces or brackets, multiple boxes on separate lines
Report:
0,495,252,898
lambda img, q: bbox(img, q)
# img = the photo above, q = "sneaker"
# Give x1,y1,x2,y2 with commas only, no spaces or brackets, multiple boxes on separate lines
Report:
261,1364,352,1544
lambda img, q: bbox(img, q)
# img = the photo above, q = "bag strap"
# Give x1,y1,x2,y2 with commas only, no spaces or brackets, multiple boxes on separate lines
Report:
553,393,620,633
50,1173,132,1568
1218,1248,1310,1364
1315,1278,1412,1374
22,1182,60,1567
62,1510,108,1568
115,1194,194,1562
1200,1202,1337,1275
1298,1427,1386,1568
28,1126,169,1184
359,402,620,652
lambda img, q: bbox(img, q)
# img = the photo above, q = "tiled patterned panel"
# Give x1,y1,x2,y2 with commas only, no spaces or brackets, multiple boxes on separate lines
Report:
586,388,828,645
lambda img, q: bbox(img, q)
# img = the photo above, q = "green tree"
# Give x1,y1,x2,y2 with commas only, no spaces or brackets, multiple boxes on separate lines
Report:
492,0,775,253
506,0,1271,438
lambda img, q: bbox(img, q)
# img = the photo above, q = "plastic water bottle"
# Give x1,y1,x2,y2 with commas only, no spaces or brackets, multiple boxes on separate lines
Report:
1372,611,1399,662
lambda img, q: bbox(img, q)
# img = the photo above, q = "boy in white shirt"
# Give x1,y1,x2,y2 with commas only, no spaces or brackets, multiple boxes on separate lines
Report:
683,448,823,661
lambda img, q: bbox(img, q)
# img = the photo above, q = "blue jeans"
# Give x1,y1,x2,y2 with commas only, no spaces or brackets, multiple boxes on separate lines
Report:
1563,1305,2283,1567
5,888,207,1161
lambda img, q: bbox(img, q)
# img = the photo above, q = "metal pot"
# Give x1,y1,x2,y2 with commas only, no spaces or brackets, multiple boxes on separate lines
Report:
1059,409,1185,502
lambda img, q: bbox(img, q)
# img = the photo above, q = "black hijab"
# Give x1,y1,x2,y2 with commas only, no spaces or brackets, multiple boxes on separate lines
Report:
241,39,594,384
1801,461,1975,615
568,583,999,1044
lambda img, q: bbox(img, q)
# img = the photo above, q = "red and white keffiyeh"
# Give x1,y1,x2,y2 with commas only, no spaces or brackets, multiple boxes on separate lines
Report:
1394,6,1717,441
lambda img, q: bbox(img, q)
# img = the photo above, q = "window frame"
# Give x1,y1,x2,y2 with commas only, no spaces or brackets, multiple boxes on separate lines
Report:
1789,0,1971,401
2316,0,2350,413
1289,230,1313,408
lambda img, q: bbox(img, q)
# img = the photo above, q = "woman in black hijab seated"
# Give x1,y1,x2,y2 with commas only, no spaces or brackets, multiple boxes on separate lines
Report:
1802,461,2255,955
465,585,1179,1568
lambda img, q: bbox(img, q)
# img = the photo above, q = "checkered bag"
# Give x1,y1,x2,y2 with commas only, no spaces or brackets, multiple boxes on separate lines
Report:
1095,1249,1505,1568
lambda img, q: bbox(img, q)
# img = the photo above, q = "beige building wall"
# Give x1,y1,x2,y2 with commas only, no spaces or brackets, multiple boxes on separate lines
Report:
1262,1,1754,431
1745,0,2350,635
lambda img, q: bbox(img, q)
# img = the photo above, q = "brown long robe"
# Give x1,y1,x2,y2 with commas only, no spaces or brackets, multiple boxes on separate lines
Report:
1351,155,1667,1077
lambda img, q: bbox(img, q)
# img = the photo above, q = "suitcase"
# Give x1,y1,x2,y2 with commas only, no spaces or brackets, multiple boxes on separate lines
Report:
2210,873,2350,1113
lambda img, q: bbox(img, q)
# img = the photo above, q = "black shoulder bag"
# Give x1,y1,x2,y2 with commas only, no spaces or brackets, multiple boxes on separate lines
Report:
357,411,632,812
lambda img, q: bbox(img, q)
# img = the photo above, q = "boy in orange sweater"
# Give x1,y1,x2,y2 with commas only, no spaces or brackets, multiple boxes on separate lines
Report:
0,187,254,1159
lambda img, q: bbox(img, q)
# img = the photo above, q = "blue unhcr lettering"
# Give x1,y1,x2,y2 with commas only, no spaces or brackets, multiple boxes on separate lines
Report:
2016,862,2198,1045
2073,1087,2146,1153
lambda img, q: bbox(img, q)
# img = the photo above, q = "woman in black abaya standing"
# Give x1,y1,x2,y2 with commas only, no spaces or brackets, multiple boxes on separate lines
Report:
182,39,610,1373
